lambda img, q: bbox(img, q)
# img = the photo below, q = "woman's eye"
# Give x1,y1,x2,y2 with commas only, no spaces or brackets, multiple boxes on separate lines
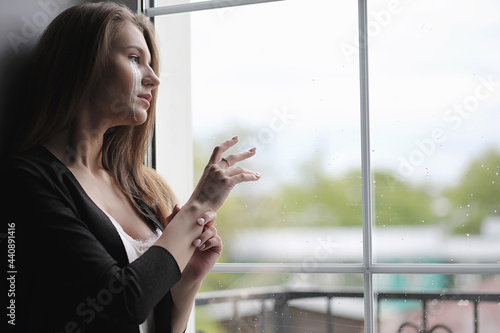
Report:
129,56,139,63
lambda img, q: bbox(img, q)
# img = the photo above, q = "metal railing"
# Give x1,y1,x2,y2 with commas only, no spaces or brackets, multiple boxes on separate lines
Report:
377,291,500,333
195,289,500,333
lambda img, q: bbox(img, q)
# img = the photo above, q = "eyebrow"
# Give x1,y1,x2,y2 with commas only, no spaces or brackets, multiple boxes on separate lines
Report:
125,45,144,52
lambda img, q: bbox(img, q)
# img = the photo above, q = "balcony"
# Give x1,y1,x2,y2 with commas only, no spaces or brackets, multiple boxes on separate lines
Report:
195,286,500,333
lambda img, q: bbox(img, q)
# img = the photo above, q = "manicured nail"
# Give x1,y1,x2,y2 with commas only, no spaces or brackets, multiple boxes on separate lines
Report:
232,136,238,140
199,244,206,250
197,217,206,225
249,147,256,152
193,239,202,247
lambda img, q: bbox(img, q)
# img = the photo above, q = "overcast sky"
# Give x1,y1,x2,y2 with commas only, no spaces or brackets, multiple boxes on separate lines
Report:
159,0,500,188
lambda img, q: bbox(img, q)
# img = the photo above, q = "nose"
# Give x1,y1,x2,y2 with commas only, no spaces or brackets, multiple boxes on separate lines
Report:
142,66,160,90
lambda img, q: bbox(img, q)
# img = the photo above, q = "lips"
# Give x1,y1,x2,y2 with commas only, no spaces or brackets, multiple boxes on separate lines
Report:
137,93,152,108
138,93,152,103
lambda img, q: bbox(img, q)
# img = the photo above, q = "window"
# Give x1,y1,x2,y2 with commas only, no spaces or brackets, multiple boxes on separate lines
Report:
149,1,500,332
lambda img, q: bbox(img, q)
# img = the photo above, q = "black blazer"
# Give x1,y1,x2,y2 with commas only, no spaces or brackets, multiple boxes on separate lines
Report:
4,146,181,333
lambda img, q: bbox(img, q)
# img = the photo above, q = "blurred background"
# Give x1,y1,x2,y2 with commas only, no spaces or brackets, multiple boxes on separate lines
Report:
153,0,500,331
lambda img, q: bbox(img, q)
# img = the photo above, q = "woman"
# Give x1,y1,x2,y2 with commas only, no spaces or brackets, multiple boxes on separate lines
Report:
4,2,260,332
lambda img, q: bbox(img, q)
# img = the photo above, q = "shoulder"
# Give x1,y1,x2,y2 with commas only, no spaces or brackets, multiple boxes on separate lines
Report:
4,145,70,181
2,145,78,205
6,145,61,166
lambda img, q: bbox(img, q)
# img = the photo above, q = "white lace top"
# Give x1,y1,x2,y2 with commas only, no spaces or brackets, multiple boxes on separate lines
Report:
106,213,162,333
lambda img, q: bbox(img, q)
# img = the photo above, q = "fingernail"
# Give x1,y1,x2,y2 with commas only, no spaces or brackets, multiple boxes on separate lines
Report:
193,239,202,247
255,172,262,178
249,147,256,152
197,217,206,225
200,244,206,250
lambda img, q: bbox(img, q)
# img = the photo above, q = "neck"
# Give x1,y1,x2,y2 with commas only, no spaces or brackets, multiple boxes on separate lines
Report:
44,109,108,173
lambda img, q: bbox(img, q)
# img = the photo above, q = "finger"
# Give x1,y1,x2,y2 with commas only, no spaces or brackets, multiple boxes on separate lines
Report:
193,226,217,248
220,157,230,168
196,210,217,226
209,136,239,164
222,147,256,167
200,235,223,254
228,172,262,186
226,166,260,178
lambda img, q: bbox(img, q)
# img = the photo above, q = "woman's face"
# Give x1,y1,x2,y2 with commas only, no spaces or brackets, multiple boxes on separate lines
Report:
91,21,160,127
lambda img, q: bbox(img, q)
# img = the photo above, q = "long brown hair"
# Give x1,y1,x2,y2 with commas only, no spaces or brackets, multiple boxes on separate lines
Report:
16,2,177,224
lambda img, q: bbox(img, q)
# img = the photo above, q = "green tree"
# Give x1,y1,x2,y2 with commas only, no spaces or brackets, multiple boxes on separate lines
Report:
213,169,438,232
445,149,500,234
373,171,438,227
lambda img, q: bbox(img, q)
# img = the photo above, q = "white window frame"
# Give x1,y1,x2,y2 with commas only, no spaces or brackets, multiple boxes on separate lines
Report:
144,1,500,332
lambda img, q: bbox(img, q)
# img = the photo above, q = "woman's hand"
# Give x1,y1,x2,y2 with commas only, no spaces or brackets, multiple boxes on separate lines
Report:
166,204,221,283
161,136,259,276
188,136,261,212
183,218,223,283
189,136,262,211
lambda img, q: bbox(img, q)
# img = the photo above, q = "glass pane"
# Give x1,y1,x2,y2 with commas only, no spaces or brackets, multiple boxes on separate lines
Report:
184,0,363,264
196,273,364,333
375,274,500,333
152,0,268,19
154,0,206,4
369,0,500,263
153,0,205,5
